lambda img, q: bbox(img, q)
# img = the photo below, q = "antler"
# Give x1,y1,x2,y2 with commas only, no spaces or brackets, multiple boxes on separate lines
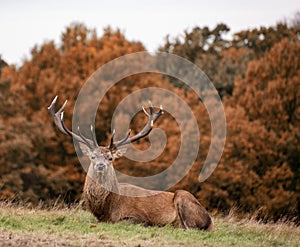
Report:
48,96,98,149
109,102,164,149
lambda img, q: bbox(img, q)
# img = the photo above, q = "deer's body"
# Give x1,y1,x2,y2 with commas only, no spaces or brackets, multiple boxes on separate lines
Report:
83,175,213,230
81,145,213,230
83,177,177,226
48,96,214,230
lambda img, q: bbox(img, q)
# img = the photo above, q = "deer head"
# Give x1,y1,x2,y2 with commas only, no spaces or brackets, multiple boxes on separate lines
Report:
78,145,126,174
48,96,163,188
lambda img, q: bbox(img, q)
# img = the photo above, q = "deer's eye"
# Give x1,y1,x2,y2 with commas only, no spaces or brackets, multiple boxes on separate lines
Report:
108,157,113,161
91,156,96,160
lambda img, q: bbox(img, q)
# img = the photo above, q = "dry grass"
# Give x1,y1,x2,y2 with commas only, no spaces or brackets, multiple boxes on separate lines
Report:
0,202,299,247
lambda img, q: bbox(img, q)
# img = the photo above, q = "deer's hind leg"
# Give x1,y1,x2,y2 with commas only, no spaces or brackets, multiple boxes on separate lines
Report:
173,190,214,230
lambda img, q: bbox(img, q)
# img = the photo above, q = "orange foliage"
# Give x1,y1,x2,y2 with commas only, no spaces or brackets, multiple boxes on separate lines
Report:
0,23,299,221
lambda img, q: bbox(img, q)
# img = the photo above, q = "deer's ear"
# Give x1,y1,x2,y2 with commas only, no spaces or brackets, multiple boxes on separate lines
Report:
78,142,92,156
112,148,127,159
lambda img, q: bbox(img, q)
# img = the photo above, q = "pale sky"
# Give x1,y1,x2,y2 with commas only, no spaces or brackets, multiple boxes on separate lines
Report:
1,0,299,65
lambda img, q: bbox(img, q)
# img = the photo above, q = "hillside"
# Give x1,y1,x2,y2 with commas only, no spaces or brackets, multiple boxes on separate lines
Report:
0,203,299,247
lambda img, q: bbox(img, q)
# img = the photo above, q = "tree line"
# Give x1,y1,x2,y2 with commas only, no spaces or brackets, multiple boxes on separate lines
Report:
0,21,299,221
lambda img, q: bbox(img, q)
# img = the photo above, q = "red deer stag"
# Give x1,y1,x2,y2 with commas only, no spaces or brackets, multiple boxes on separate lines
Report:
48,96,213,230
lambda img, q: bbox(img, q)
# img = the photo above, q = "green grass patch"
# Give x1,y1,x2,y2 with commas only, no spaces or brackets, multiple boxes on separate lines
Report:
0,204,299,247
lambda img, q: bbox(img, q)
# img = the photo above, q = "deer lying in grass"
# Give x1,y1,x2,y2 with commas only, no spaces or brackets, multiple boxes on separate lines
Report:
48,96,213,230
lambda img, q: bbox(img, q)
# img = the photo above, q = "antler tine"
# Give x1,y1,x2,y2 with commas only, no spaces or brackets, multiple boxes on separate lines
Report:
109,129,132,149
48,96,97,149
148,101,154,114
142,105,150,117
77,126,95,148
48,96,69,135
110,102,164,149
109,129,116,149
90,125,99,147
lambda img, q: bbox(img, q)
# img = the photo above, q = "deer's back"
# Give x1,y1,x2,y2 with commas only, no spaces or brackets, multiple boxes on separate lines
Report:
111,184,178,226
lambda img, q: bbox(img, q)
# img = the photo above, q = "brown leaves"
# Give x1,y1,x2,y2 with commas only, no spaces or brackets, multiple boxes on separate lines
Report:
0,22,299,221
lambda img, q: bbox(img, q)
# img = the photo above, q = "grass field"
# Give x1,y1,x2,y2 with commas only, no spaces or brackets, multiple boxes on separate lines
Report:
0,202,299,247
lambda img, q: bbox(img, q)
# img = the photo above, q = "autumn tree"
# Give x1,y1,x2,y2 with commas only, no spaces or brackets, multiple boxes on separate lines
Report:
161,22,300,220
232,23,300,55
0,23,200,204
160,23,300,98
0,23,145,203
0,20,299,222
160,24,254,97
0,55,8,77
203,38,300,220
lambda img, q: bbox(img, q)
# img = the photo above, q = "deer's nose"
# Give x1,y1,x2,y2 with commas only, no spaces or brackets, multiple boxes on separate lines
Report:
95,163,106,172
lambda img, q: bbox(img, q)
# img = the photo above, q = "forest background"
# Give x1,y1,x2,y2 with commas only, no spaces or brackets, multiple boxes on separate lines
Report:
0,13,299,222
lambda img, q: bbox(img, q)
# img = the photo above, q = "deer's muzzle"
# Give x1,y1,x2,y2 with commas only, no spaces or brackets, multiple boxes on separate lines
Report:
95,163,106,173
